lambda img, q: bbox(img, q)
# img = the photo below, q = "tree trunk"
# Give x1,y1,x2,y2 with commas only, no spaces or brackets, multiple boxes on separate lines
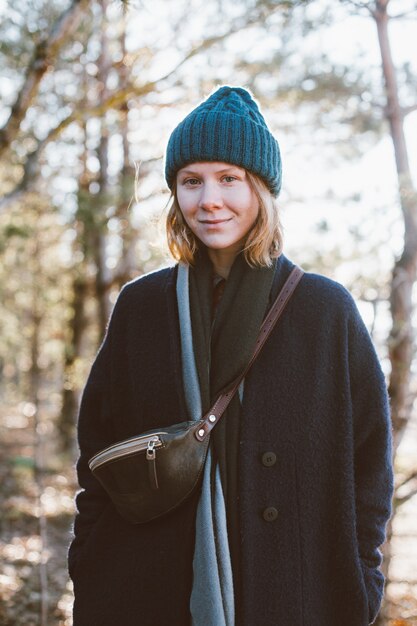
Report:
113,12,138,290
58,60,91,451
375,0,417,449
373,1,417,623
94,0,112,341
59,275,88,452
28,231,49,626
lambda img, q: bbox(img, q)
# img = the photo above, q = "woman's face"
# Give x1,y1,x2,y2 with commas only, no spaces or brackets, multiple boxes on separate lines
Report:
176,161,259,257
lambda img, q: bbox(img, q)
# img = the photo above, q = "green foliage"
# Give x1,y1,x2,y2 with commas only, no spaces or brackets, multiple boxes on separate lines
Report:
10,455,36,469
0,223,31,253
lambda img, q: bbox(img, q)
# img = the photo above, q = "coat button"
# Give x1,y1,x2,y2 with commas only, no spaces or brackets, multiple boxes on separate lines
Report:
263,507,278,522
261,451,277,467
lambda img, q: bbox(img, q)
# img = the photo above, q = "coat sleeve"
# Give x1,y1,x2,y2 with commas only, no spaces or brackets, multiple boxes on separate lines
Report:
68,288,125,580
347,299,394,623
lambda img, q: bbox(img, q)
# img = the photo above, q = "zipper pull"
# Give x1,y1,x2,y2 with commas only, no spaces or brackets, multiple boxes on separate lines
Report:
146,438,159,490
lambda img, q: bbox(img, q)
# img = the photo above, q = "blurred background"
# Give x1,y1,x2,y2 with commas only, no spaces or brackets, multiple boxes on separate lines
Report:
0,0,416,624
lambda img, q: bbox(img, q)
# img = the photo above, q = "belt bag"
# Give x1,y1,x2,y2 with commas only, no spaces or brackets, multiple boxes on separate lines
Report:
88,266,304,524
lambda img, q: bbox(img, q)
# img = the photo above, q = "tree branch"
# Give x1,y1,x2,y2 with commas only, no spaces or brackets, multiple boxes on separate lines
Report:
0,9,272,211
394,486,417,509
0,0,90,158
389,7,417,20
395,467,417,490
403,103,417,117
341,0,375,17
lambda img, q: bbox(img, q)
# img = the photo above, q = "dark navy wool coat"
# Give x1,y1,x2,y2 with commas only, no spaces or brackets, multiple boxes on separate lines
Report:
69,253,394,626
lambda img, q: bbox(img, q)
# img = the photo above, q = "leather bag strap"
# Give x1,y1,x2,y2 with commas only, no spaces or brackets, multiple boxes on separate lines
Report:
195,265,304,441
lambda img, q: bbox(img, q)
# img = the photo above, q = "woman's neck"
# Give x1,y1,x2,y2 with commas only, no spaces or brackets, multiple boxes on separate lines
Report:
207,249,237,279
207,243,244,279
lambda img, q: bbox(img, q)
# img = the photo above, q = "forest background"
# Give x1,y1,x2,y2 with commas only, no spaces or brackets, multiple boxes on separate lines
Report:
0,0,416,624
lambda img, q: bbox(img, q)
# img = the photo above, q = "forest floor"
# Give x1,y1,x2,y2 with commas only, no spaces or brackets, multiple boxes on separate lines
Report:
1,399,417,625
0,400,74,625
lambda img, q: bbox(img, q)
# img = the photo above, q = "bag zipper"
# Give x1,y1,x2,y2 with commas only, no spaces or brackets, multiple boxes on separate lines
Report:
89,433,165,473
146,439,159,490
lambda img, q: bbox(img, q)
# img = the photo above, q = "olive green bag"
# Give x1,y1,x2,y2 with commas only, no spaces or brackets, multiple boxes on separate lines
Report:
88,266,304,524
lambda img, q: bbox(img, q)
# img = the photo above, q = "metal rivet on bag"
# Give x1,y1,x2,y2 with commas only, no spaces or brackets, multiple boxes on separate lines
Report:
198,428,205,437
209,414,216,423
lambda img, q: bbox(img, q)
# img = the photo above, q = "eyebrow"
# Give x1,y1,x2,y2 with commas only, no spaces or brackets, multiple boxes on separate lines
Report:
178,166,243,176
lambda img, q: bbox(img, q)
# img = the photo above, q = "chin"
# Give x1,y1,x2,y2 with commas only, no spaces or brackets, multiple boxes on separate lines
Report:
201,234,237,246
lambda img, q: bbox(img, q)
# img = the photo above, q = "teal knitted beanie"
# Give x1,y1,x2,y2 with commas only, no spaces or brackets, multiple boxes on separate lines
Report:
164,85,282,196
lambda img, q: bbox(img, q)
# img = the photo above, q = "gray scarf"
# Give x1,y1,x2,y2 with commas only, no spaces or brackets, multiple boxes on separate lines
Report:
176,251,276,625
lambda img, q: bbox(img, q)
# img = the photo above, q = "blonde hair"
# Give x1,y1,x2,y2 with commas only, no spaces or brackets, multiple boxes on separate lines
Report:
166,171,284,267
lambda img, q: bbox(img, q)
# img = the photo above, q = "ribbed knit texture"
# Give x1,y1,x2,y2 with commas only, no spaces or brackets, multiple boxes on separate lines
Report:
165,86,282,196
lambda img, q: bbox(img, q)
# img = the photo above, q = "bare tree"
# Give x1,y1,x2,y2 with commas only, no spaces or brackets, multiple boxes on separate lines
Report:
0,0,90,158
373,0,417,622
339,0,417,622
0,1,297,211
92,0,112,338
372,0,417,448
112,9,138,290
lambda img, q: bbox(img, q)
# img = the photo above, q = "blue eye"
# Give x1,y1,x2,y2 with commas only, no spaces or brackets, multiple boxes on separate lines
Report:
184,178,200,186
222,176,237,183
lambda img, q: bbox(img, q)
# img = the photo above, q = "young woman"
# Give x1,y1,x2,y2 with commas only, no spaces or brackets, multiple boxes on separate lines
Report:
69,86,394,626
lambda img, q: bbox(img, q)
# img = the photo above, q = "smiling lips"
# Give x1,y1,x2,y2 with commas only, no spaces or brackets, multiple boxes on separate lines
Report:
199,218,232,225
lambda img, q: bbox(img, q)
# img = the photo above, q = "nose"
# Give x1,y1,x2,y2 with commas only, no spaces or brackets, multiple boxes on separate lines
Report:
198,181,223,211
